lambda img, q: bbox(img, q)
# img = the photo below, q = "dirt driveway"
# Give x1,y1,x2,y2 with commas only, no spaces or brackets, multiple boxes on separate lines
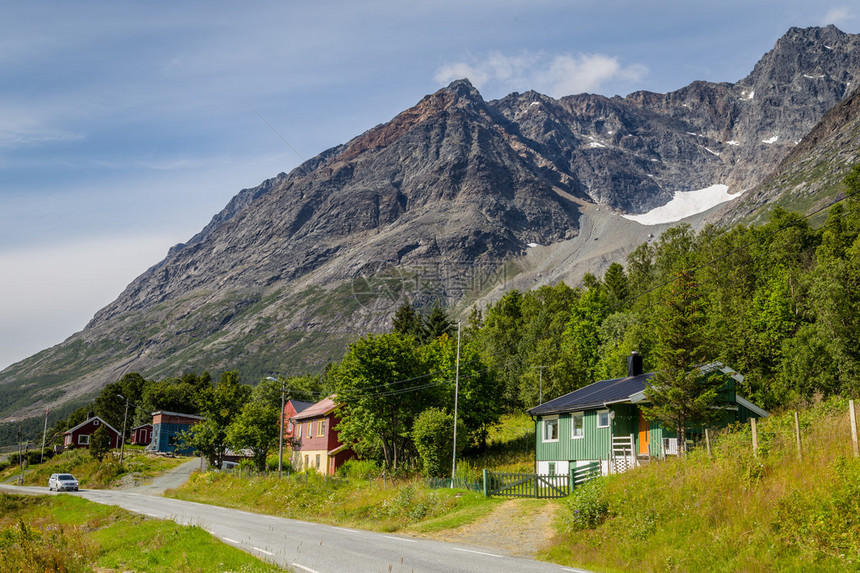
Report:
420,498,562,557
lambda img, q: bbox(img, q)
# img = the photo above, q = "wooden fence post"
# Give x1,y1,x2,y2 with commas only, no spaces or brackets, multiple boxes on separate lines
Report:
850,400,859,459
794,411,802,461
751,418,758,456
482,468,488,497
705,428,712,458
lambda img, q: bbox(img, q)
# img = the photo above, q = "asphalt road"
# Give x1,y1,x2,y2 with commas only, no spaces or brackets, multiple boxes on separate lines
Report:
0,483,592,573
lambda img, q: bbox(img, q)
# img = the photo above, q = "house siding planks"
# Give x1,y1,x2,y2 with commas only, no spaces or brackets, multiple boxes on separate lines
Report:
536,410,615,463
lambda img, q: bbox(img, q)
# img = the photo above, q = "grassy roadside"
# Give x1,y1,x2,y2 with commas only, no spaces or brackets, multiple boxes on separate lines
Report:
544,397,860,572
168,471,503,533
1,447,188,489
0,493,284,572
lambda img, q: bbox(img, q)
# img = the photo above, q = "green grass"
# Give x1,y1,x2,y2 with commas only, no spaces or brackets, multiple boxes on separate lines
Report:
466,413,535,472
1,447,188,490
408,493,503,533
0,493,284,572
543,397,860,572
169,471,492,533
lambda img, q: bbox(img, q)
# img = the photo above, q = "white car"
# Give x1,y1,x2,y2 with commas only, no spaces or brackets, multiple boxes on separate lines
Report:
48,473,79,491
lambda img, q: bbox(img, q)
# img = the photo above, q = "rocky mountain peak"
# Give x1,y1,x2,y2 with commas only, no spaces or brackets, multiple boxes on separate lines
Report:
339,79,486,162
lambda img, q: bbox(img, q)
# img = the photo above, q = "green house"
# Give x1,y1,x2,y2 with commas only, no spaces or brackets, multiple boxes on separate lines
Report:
527,353,768,476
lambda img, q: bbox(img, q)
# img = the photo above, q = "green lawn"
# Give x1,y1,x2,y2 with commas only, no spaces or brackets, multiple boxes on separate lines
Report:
0,493,284,572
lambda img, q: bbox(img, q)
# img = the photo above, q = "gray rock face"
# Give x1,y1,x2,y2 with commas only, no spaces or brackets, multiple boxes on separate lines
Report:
2,26,859,420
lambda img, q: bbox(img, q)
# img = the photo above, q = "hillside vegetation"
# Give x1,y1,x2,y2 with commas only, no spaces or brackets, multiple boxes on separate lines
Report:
549,398,860,572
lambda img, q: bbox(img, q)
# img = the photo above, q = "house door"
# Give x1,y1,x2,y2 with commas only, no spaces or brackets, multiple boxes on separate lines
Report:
638,412,650,455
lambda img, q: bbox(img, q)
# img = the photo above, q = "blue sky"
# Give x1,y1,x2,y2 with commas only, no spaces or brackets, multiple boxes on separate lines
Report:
1,1,857,370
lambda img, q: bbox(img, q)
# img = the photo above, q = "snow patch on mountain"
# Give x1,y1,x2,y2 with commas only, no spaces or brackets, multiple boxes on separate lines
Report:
621,184,740,225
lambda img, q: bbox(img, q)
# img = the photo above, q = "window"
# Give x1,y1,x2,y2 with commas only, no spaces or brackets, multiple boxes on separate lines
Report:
542,416,559,442
315,454,321,469
304,455,309,469
548,462,556,476
93,419,100,426
597,409,611,428
78,434,90,445
571,412,584,438
306,422,312,437
317,420,325,437
297,424,302,438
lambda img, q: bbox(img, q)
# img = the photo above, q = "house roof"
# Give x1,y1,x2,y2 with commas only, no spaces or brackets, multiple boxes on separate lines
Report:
293,396,338,421
527,362,768,417
288,399,314,414
528,373,654,416
63,416,121,437
131,423,152,431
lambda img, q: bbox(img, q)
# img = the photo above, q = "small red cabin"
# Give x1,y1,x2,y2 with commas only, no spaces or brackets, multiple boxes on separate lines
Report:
63,416,121,449
130,423,153,446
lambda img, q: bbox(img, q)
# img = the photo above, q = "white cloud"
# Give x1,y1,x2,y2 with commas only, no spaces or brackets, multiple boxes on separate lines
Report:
434,50,647,98
821,6,855,26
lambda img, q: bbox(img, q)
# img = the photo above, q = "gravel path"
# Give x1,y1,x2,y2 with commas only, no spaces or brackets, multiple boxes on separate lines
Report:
120,457,201,495
421,498,561,557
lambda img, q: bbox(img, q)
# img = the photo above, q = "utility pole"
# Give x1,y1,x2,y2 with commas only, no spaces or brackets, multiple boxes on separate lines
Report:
15,420,22,485
451,320,461,486
118,394,130,464
267,376,287,478
40,408,49,464
532,365,547,405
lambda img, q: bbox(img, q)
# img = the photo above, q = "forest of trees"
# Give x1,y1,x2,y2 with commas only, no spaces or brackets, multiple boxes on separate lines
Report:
41,164,860,476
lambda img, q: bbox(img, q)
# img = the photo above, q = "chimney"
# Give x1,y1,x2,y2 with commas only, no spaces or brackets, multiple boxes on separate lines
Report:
627,351,643,377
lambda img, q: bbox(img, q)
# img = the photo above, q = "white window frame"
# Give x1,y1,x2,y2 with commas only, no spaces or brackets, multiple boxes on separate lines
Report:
542,415,559,442
78,434,90,445
571,412,585,439
597,409,611,429
297,424,302,439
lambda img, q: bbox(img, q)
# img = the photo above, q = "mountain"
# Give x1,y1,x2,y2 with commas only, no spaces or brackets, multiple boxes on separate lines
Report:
717,82,860,225
2,25,859,423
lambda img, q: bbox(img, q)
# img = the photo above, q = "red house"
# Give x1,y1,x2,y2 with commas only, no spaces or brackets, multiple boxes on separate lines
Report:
130,423,153,446
290,396,354,475
283,399,313,441
63,416,121,449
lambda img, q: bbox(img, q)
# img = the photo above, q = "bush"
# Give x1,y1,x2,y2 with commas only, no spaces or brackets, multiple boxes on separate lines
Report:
89,426,111,461
412,408,455,477
336,459,380,479
566,479,609,530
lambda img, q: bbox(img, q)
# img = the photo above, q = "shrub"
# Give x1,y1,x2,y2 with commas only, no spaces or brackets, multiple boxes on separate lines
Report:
89,426,111,461
566,479,609,530
412,408,455,477
336,459,380,479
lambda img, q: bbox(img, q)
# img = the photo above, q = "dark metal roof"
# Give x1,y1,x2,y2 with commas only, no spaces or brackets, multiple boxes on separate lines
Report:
527,372,655,416
289,399,314,413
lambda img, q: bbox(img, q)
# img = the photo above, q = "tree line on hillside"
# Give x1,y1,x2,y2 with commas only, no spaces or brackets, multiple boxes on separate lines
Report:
37,164,860,477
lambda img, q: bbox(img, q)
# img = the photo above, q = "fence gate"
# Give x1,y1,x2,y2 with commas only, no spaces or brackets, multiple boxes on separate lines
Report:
485,462,599,499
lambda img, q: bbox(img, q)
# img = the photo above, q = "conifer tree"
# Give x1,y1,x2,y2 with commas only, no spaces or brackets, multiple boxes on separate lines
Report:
642,270,724,453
